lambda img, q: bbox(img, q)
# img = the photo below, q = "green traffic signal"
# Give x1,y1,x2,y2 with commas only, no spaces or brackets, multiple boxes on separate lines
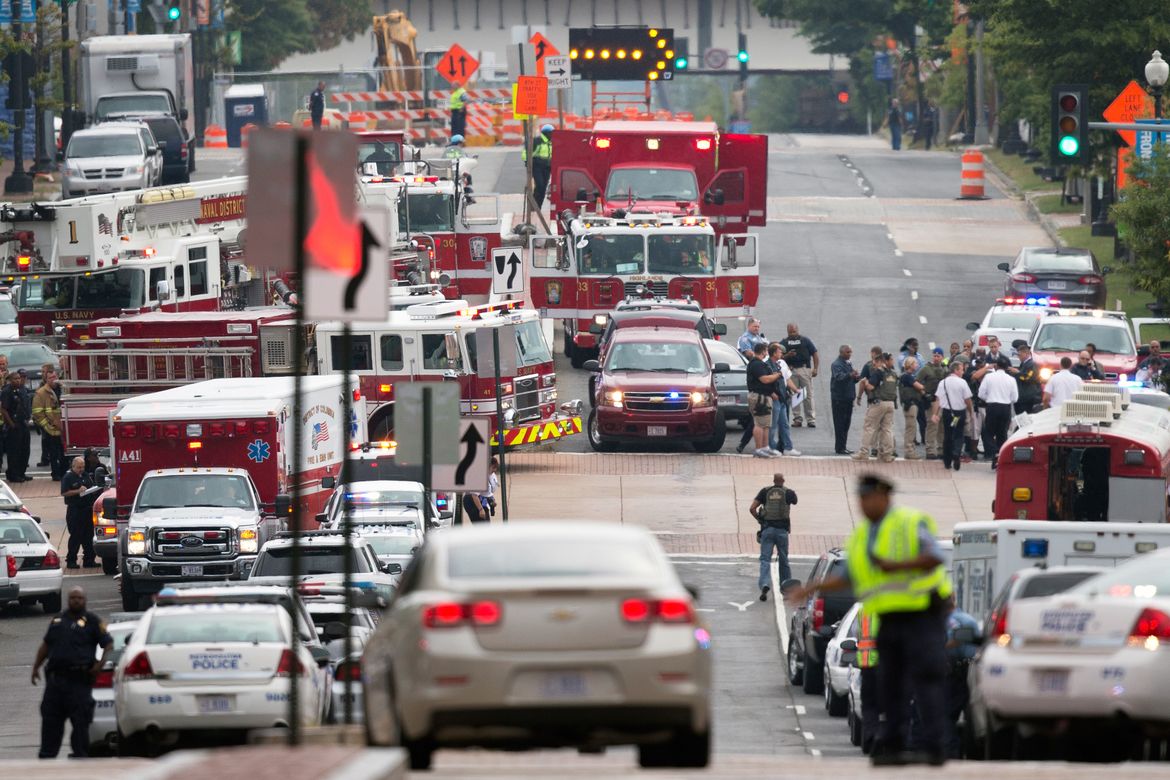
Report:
167,5,181,20
675,56,688,70
737,50,749,63
1058,135,1079,156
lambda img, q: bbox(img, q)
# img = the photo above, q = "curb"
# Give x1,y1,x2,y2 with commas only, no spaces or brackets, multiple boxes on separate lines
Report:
981,154,1067,248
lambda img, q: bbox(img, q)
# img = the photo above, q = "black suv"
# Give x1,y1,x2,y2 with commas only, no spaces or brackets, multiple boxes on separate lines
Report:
784,547,855,695
100,112,190,183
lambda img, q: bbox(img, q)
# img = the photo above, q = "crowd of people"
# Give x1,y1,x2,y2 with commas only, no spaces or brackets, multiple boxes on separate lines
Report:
736,320,1150,467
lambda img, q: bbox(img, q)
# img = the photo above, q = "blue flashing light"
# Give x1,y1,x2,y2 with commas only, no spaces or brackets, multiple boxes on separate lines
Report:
669,391,680,399
1021,538,1049,559
351,581,376,590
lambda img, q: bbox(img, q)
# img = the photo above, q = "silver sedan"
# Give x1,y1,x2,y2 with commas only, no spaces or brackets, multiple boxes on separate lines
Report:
362,522,712,770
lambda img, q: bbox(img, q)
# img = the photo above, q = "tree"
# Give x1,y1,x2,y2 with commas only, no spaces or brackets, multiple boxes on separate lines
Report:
306,0,371,52
226,0,314,71
1111,144,1170,303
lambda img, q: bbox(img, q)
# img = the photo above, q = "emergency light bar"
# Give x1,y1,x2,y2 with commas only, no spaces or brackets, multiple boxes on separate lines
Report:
390,175,440,184
999,296,1061,307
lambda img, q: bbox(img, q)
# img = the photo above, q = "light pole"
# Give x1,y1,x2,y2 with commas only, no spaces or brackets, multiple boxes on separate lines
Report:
1146,50,1169,119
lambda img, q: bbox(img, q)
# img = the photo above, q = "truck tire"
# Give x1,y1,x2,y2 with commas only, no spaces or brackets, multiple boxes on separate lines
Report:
570,343,587,369
787,636,804,686
693,412,727,453
121,577,142,612
801,646,825,695
586,409,617,452
101,556,118,576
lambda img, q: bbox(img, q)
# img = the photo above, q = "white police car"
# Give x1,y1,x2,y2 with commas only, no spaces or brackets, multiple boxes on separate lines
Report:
114,601,329,754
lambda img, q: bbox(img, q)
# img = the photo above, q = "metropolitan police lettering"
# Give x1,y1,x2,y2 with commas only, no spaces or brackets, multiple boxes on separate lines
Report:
190,652,242,670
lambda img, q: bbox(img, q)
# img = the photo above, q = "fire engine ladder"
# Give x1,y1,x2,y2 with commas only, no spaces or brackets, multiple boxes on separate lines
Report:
60,346,255,391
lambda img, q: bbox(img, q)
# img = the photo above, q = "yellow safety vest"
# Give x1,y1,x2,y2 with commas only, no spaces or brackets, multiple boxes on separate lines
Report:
857,609,880,668
845,506,952,616
523,135,552,162
448,87,467,110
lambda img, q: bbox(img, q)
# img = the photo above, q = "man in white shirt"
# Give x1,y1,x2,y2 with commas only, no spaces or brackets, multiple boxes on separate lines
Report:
930,361,974,472
1043,356,1084,409
978,356,1019,470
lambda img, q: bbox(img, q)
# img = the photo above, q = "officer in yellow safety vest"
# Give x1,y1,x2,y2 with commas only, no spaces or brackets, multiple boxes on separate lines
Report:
855,608,881,755
448,86,470,138
522,124,554,207
787,474,951,766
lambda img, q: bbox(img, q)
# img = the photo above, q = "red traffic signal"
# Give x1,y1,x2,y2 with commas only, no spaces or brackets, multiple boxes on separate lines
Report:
836,90,850,105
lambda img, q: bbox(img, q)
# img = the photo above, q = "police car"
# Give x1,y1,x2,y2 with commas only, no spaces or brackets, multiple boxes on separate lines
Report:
972,550,1170,760
114,600,329,753
316,479,447,531
301,588,381,723
966,299,1055,355
247,532,398,603
0,512,63,613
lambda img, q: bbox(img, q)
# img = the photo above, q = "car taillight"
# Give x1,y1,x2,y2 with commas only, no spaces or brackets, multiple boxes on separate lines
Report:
275,648,305,677
811,598,825,631
422,600,502,628
93,668,114,688
988,607,1008,638
620,598,696,624
180,142,189,160
1011,273,1037,284
123,652,155,681
43,550,60,569
334,659,361,682
1130,608,1170,640
6,554,15,578
1078,275,1103,285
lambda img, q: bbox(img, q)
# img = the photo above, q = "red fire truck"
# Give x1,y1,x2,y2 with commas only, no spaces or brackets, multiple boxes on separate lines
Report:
528,211,757,367
0,178,248,339
60,300,581,452
993,385,1170,522
547,121,768,233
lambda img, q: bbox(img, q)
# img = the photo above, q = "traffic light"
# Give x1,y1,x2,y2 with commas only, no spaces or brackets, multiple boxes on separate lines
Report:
1051,84,1089,166
569,27,675,82
836,86,850,105
737,33,748,79
674,36,689,72
166,4,180,21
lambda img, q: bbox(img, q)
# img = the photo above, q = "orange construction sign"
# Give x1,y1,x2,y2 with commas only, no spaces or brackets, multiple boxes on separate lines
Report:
530,32,560,75
1103,79,1154,148
436,43,479,87
515,75,549,116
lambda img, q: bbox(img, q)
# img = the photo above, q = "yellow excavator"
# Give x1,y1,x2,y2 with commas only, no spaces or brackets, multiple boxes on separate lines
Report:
372,11,421,92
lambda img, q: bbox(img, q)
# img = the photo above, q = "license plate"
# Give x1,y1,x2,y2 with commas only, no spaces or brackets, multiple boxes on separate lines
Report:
1035,670,1069,694
181,565,203,577
1047,280,1068,290
541,672,587,698
647,426,668,436
197,694,233,714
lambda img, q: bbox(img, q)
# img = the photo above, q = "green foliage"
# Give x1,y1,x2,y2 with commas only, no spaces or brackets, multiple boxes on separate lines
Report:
305,0,371,52
1111,144,1170,303
32,3,70,113
226,0,314,71
754,0,951,55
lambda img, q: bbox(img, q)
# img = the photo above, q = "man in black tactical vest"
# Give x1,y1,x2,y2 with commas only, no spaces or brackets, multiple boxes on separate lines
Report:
750,473,798,602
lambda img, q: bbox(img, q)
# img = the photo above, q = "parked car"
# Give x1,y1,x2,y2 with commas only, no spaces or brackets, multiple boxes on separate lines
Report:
823,602,861,717
62,124,159,198
89,613,141,755
998,247,1109,310
704,337,749,426
0,341,57,381
965,301,1054,354
0,512,63,613
785,546,854,695
102,112,189,184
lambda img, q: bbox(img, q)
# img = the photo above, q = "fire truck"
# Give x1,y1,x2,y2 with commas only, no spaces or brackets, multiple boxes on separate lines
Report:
528,211,758,367
993,385,1170,523
0,177,248,339
59,299,581,452
548,121,768,233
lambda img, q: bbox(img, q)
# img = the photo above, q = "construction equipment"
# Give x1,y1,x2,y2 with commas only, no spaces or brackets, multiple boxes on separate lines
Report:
372,11,421,93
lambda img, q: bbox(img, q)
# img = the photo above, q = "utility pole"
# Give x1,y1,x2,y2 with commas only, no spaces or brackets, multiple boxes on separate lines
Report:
973,19,990,145
5,21,33,194
60,0,74,153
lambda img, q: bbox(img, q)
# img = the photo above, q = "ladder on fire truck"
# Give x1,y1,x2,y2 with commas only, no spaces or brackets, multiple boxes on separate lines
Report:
61,346,255,392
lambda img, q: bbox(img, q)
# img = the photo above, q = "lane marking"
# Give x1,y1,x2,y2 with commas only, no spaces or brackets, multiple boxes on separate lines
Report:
886,233,893,240
910,290,918,301
894,249,904,257
695,608,716,613
811,748,823,757
803,731,817,740
772,558,788,654
786,704,806,715
903,269,912,277
728,600,754,612
919,315,929,325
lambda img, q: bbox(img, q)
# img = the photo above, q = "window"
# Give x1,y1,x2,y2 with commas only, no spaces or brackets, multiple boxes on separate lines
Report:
514,320,552,366
252,546,369,577
648,233,715,275
188,247,209,296
464,332,478,373
380,335,403,370
174,264,186,297
66,133,142,158
148,267,167,301
706,169,746,203
134,474,256,511
577,234,645,275
448,538,661,579
76,268,145,308
401,193,455,233
147,612,284,645
331,334,373,371
605,167,698,201
422,333,449,370
605,341,707,373
560,169,597,202
18,278,74,310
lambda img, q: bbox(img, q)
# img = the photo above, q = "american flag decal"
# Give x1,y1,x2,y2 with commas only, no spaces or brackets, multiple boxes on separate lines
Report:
311,421,329,449
97,214,113,236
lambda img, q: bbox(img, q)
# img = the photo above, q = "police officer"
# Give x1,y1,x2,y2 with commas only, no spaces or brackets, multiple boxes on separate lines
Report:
31,586,113,759
788,475,951,766
524,124,554,207
309,81,325,130
61,456,96,569
749,473,797,601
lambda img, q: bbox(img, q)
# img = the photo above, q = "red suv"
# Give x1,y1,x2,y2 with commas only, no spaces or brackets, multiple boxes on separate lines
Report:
584,327,729,452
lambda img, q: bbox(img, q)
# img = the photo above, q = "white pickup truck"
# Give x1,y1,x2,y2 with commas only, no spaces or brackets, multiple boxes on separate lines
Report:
115,468,288,611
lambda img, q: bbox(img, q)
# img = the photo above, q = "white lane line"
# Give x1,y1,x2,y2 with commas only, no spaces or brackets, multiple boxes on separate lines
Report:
911,290,918,301
894,249,904,257
786,704,807,714
886,233,893,240
803,731,817,741
772,558,788,654
729,600,755,612
903,268,912,277
811,748,823,757
919,315,928,324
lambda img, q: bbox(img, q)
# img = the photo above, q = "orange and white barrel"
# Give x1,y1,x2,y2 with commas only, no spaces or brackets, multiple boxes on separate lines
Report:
203,124,227,148
960,148,986,199
240,123,257,148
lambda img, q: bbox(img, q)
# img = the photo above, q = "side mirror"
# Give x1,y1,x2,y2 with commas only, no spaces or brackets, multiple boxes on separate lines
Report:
313,512,327,525
274,494,292,517
94,467,108,483
817,624,836,638
839,638,858,652
155,279,172,302
712,362,730,374
321,621,347,642
575,187,589,202
966,322,981,332
179,108,189,121
952,626,980,645
712,323,728,336
996,262,1011,273
309,645,332,667
582,359,601,372
147,145,159,155
704,188,726,206
157,140,168,150
102,497,117,519
321,475,336,490
779,578,802,595
382,562,403,575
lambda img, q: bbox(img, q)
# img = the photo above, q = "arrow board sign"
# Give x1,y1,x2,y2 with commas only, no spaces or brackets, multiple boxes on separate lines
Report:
543,55,571,89
433,417,491,492
492,247,525,295
305,206,390,323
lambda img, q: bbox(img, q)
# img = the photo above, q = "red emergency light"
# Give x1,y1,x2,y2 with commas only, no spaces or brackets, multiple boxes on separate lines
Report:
188,441,202,450
208,422,226,437
15,255,30,269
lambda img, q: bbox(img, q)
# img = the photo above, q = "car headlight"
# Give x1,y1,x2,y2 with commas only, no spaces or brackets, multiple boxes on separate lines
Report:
541,372,556,387
1039,367,1053,381
239,527,258,554
604,390,623,408
690,391,714,407
501,398,513,410
127,530,146,556
540,388,557,404
124,165,143,176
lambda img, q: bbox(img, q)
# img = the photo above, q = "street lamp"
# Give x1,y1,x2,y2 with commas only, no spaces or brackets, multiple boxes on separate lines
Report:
1146,50,1169,119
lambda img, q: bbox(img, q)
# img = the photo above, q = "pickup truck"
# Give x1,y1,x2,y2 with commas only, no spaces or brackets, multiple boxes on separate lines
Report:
114,468,289,611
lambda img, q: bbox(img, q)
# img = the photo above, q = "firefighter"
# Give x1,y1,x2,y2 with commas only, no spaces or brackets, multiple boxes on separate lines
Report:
448,85,470,138
523,124,554,208
787,474,951,766
857,609,881,755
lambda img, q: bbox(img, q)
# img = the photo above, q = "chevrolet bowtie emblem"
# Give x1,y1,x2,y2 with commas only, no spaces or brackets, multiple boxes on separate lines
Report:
650,396,665,403
549,608,578,622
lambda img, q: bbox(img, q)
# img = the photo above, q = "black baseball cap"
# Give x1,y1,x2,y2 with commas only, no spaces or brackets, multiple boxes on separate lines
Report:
858,474,894,495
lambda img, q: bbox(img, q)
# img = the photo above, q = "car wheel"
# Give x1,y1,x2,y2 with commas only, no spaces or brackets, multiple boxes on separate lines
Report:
404,735,434,770
801,647,824,695
824,662,847,716
693,411,727,453
982,712,1013,760
786,635,804,686
120,577,140,612
569,343,587,369
101,556,118,576
41,591,62,614
117,730,147,758
586,408,617,452
638,726,710,768
848,706,862,746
